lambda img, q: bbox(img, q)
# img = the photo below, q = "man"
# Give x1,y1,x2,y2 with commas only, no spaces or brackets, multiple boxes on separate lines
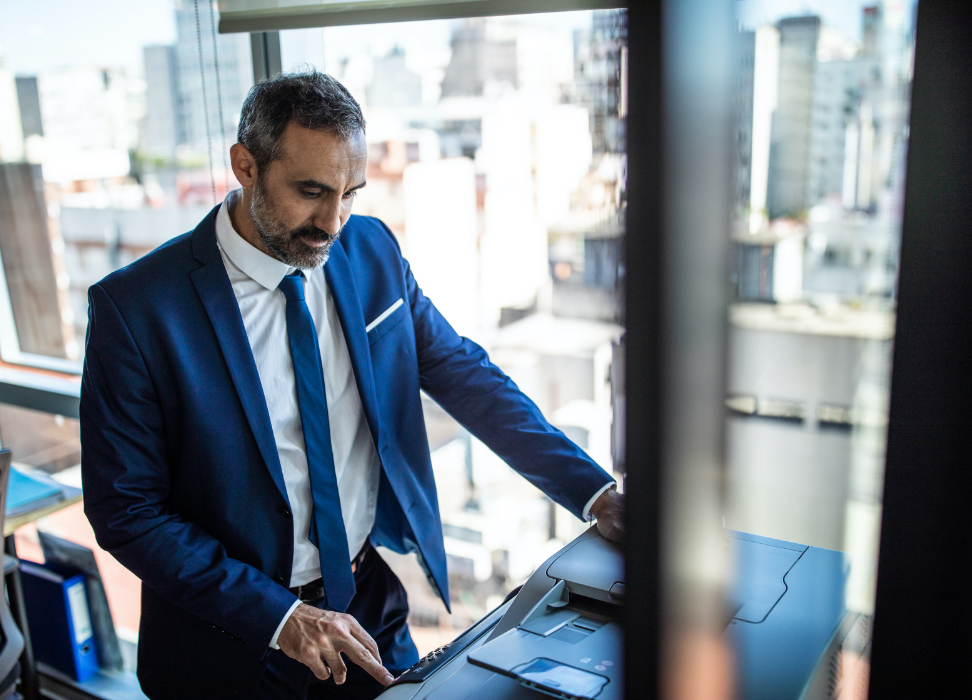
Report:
81,72,623,700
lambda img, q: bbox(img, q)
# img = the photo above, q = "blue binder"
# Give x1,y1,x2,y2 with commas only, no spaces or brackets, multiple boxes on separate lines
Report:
20,561,100,682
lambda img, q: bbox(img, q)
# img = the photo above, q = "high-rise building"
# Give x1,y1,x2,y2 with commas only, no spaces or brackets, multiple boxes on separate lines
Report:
143,45,182,159
732,25,784,232
23,67,144,182
172,0,252,159
806,58,863,207
441,18,516,98
808,3,910,216
367,47,422,109
858,1,910,216
733,30,756,217
767,16,819,219
15,77,43,139
572,10,626,155
0,57,25,162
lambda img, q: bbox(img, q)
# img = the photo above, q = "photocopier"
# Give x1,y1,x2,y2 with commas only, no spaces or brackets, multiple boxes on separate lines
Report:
380,528,870,700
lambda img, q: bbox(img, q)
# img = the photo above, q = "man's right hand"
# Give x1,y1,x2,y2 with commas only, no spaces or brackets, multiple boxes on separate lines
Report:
277,603,394,686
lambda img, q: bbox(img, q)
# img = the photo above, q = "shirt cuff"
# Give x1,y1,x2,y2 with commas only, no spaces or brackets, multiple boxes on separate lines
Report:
583,481,617,522
269,599,302,650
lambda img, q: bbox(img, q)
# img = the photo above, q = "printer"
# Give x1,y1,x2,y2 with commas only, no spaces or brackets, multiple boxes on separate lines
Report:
381,528,622,700
725,531,871,700
380,529,869,700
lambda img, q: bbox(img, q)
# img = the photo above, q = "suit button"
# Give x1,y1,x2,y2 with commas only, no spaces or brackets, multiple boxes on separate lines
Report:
278,505,291,516
275,575,286,585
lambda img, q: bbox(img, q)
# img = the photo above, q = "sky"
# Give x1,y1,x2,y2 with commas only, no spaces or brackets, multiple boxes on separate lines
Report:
0,0,176,74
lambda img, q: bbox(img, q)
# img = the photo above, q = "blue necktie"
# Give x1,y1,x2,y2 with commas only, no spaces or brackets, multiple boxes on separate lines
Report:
278,271,356,612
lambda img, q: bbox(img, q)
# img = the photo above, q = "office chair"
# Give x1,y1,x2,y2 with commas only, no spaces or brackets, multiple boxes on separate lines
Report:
0,450,25,699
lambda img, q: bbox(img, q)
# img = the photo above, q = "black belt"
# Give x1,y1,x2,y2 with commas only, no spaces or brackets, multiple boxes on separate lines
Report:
288,541,372,603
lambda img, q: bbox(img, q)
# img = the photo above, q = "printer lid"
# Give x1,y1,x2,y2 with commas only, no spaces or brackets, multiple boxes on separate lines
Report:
546,535,623,604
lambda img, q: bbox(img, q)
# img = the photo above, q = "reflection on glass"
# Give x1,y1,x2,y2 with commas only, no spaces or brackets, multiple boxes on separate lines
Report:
726,1,915,697
513,657,609,699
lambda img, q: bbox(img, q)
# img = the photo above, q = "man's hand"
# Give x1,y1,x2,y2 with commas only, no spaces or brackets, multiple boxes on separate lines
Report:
277,603,394,686
591,487,624,543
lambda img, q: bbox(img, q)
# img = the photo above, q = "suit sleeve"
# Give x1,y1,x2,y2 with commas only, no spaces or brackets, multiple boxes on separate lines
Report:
80,283,297,657
394,244,615,520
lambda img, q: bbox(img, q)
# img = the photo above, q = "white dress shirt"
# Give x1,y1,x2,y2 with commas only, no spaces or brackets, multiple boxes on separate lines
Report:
215,191,380,648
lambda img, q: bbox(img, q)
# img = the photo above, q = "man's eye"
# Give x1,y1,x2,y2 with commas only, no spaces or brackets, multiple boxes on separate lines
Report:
303,190,322,198
343,190,358,200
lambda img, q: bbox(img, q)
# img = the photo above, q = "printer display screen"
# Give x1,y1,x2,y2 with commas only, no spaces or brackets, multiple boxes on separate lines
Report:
512,658,608,699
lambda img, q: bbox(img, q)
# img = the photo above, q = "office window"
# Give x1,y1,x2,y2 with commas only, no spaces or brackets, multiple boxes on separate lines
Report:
0,1,625,661
727,0,915,689
0,0,252,370
0,0,254,664
279,10,626,653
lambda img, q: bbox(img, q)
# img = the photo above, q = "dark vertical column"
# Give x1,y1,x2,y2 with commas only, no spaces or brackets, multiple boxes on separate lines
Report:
625,1,733,696
623,3,663,698
249,31,282,83
869,2,972,695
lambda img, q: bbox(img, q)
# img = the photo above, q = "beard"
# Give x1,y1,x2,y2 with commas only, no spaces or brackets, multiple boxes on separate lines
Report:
250,178,340,269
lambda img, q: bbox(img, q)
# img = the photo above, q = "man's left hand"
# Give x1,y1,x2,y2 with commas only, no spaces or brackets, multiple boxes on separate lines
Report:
590,487,624,542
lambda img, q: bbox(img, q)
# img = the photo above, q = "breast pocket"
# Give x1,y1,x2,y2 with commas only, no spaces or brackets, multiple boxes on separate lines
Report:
367,298,408,346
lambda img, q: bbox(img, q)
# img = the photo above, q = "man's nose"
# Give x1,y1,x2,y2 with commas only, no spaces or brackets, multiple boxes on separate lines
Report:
312,198,343,236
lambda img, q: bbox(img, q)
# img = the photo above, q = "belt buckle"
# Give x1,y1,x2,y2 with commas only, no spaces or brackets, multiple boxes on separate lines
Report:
302,581,325,604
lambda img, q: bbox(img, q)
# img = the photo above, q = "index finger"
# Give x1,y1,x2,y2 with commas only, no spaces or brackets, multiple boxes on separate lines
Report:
342,637,394,686
346,616,382,665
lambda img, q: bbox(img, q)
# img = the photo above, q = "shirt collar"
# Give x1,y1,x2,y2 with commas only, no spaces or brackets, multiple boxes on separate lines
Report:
215,189,295,291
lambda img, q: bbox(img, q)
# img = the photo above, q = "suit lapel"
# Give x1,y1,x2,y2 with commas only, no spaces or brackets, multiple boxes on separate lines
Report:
324,240,384,452
188,209,290,506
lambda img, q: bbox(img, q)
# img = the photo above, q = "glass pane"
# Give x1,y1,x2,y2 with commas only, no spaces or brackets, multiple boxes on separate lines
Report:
0,0,252,363
726,1,915,695
280,10,627,655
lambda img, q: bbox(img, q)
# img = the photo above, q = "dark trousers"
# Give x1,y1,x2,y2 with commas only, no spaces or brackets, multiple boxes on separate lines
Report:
254,546,419,700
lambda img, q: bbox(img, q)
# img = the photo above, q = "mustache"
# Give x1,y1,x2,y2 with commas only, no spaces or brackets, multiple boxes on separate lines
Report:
290,223,340,243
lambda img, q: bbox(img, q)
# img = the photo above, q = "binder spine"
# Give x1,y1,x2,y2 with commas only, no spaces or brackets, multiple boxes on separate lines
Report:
21,563,100,682
63,575,99,682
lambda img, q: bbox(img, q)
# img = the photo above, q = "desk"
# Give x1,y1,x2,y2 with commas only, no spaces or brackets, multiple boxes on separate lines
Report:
5,490,82,537
3,483,148,700
4,481,83,700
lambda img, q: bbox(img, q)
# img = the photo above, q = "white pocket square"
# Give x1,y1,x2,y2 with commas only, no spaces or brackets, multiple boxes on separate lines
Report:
366,298,404,333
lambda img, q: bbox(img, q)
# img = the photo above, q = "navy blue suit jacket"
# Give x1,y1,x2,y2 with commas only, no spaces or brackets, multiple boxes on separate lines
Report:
80,207,613,697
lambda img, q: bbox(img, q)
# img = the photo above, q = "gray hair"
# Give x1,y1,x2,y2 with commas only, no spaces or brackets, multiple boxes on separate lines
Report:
237,70,366,169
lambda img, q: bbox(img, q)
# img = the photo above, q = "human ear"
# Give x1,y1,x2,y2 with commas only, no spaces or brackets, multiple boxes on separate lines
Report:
230,143,259,188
